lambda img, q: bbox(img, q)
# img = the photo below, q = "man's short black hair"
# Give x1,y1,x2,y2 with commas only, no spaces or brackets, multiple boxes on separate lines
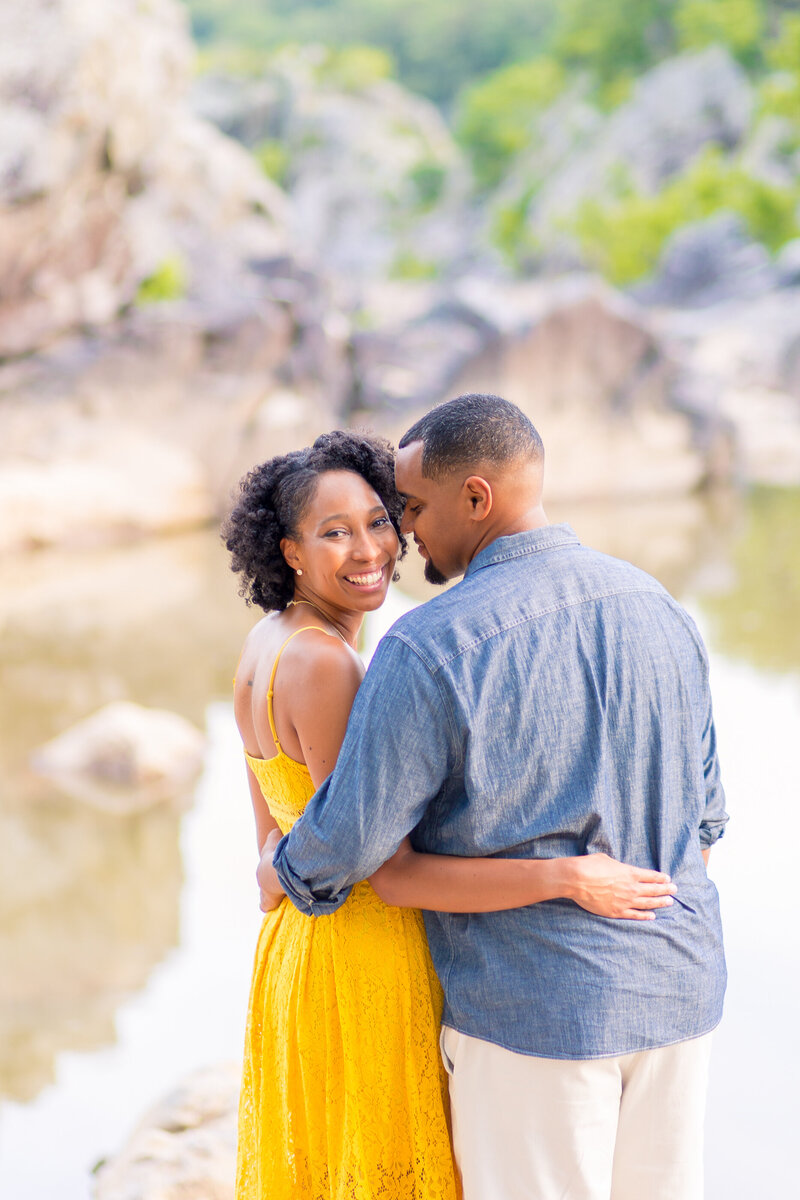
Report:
398,393,543,479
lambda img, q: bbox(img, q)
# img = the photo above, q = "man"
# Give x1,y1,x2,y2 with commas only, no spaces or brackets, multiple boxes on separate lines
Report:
270,392,727,1199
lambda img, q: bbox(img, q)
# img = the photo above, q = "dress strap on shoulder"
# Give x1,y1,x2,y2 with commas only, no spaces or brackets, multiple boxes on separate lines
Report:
267,626,336,751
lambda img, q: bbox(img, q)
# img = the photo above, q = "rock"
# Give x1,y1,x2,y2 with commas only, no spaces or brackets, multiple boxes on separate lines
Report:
191,46,471,284
0,431,214,554
632,213,777,309
652,287,800,485
31,701,205,813
361,276,733,500
493,47,754,264
351,298,498,415
739,113,800,190
776,239,800,289
0,0,288,358
93,1063,239,1200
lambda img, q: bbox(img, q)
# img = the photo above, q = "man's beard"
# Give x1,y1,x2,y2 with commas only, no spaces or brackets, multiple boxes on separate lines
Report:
424,557,448,586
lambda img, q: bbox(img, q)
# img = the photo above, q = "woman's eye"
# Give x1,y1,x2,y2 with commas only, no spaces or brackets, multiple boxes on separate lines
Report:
372,516,389,528
323,529,347,538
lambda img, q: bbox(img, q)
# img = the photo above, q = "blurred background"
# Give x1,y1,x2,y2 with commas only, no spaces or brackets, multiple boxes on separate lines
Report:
1,1,798,1196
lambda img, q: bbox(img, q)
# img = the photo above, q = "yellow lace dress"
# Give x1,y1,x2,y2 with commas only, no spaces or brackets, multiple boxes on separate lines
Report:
235,629,461,1200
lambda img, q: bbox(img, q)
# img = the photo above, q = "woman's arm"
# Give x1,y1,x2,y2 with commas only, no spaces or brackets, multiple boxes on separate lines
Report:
256,634,364,912
368,839,676,921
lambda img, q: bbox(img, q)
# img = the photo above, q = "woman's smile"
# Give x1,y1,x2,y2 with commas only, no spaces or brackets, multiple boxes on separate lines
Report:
342,563,389,590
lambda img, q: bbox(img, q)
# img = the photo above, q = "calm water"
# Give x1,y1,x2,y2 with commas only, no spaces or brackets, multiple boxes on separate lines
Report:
0,490,798,1199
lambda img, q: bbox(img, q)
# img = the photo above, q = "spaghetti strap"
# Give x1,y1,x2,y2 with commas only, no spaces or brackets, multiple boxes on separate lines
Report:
267,626,336,752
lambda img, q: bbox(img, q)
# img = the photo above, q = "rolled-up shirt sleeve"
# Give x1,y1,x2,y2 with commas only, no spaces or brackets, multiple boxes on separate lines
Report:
273,632,458,915
699,697,728,848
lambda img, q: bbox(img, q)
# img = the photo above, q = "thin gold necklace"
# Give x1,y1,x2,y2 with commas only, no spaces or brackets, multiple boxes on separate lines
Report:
286,598,349,644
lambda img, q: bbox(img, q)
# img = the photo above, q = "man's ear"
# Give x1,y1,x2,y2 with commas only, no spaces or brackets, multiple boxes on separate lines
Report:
280,537,301,572
463,476,493,521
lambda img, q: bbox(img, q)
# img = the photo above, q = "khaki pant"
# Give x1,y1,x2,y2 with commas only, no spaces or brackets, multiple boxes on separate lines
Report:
440,1026,713,1200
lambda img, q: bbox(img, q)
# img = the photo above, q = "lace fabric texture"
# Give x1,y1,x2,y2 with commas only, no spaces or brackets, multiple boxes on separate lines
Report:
236,749,461,1200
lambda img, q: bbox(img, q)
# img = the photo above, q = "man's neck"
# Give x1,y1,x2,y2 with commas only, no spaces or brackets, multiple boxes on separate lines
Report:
467,505,550,566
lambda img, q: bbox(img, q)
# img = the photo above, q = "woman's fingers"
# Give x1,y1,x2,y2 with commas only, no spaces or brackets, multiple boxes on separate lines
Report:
636,881,678,896
636,868,672,882
632,895,675,909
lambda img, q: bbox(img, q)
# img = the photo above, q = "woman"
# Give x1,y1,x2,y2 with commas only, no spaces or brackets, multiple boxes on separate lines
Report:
224,430,675,1200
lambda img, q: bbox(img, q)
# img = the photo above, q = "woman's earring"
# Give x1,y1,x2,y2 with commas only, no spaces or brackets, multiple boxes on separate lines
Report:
296,569,303,576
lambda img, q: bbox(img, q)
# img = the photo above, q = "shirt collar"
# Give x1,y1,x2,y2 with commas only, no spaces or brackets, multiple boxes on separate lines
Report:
464,523,580,578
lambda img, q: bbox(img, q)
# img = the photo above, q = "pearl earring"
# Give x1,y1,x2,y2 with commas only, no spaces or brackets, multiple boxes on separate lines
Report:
296,569,303,576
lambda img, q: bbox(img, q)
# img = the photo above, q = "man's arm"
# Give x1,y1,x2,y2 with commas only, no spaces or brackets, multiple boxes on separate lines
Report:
698,660,728,854
272,633,457,915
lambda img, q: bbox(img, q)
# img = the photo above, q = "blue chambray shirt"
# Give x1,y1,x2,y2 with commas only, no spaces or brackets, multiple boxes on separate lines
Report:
273,524,727,1059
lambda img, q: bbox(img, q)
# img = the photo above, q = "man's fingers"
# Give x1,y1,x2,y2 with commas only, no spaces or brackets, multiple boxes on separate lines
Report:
622,909,656,921
635,869,672,883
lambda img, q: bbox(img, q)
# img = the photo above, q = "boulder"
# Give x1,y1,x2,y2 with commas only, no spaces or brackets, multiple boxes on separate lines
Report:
632,213,777,309
0,430,214,554
191,46,471,283
0,0,288,358
363,277,733,500
31,701,205,813
93,1063,239,1200
652,286,800,485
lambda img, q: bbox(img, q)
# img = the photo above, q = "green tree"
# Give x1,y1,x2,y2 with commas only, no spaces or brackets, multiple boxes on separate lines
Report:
675,0,765,68
760,13,800,143
456,57,565,189
551,0,676,101
185,0,559,106
569,148,800,285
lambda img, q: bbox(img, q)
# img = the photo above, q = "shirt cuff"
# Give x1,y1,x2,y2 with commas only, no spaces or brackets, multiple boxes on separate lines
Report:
699,819,727,849
273,835,353,916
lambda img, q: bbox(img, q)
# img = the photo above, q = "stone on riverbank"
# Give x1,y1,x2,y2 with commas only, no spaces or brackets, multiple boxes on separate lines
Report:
31,701,205,813
93,1063,239,1200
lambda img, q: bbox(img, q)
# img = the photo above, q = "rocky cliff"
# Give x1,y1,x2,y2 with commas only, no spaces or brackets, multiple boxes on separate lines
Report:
2,4,798,563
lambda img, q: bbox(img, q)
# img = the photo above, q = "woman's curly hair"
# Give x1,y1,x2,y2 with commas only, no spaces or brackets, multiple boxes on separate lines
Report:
222,430,407,612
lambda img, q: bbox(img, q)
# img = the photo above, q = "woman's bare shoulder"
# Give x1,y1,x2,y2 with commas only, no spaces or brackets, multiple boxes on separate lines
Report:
278,627,365,692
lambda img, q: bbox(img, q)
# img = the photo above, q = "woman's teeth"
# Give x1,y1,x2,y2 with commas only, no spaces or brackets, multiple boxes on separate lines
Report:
345,569,384,586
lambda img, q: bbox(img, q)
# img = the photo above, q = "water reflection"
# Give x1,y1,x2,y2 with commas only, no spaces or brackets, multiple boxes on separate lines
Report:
0,532,255,1103
694,487,800,674
0,802,181,1102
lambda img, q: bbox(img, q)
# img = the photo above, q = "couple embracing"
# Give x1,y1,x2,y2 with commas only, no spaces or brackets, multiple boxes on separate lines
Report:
226,393,727,1200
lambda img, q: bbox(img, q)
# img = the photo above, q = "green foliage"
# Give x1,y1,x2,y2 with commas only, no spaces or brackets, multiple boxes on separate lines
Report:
456,57,565,189
675,0,764,65
253,139,290,185
570,148,800,285
490,185,541,271
389,251,440,280
551,0,676,97
313,44,394,90
698,487,800,674
135,255,188,305
760,14,800,139
407,160,447,210
185,0,559,105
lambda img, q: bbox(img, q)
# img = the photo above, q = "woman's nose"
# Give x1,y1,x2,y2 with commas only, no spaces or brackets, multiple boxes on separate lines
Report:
351,529,381,560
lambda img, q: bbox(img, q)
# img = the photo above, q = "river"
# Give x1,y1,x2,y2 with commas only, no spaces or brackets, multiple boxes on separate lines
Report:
0,487,797,1198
